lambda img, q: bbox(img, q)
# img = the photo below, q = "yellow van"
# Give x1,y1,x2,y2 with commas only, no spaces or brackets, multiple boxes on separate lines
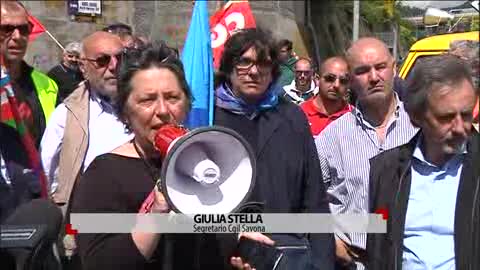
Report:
399,31,479,80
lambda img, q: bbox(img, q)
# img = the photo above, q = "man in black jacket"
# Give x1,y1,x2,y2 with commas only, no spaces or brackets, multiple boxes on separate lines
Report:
368,55,479,270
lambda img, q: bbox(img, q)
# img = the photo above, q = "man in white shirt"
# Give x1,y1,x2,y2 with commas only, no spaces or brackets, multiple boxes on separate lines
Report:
40,31,133,208
282,57,319,105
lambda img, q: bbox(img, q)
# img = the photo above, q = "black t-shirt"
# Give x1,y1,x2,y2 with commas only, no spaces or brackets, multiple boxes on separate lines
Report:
47,63,83,105
70,153,224,270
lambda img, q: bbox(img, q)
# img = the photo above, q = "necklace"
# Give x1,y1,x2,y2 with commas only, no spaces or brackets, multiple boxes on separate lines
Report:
132,139,161,184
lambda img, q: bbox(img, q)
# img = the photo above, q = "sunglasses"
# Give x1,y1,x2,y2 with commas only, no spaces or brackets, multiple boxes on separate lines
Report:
82,52,123,68
0,23,33,36
323,73,349,85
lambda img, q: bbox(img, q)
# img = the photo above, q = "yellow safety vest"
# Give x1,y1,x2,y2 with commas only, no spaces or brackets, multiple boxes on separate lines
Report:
30,69,58,123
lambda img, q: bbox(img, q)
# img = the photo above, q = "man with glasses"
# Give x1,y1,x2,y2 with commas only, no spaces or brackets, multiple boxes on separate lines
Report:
282,57,318,105
40,31,133,265
47,41,84,105
42,31,133,207
0,1,58,146
315,38,417,269
300,57,352,137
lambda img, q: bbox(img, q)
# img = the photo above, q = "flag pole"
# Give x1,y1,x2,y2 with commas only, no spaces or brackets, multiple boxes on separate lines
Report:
44,30,65,51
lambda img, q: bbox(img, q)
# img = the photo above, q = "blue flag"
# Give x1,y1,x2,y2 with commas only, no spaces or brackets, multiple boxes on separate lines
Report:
181,0,214,128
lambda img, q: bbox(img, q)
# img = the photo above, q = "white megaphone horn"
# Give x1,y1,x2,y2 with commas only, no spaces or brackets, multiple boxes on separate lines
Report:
150,124,256,214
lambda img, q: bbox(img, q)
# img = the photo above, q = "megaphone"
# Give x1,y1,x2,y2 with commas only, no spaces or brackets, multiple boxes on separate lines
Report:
423,7,454,26
153,124,256,214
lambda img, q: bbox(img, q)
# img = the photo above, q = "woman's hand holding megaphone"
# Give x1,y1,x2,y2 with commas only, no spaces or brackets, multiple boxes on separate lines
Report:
138,183,170,214
150,185,170,213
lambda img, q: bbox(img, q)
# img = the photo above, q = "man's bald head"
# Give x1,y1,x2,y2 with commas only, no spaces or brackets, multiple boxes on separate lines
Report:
81,31,122,58
80,31,123,99
0,1,28,16
344,37,396,108
320,56,348,75
295,57,313,70
294,57,314,92
346,37,393,67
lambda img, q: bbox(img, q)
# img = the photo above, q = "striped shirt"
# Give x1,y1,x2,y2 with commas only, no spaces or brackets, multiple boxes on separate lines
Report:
315,96,418,251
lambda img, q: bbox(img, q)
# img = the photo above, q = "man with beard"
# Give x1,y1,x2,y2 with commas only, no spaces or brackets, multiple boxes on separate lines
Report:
48,41,84,105
367,54,479,270
41,31,133,208
40,31,133,265
300,57,352,137
315,38,418,269
282,57,318,104
0,1,58,146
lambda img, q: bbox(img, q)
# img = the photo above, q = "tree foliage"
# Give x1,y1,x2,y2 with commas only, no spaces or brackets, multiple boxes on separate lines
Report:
310,0,418,61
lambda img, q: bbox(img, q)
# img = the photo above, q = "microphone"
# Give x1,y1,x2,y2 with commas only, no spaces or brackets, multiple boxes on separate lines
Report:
1,199,62,270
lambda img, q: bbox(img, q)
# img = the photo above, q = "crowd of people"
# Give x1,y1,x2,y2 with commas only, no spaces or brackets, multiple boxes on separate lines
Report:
1,1,479,270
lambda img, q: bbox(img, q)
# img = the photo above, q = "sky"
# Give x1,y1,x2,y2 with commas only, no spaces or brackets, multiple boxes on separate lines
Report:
402,1,469,9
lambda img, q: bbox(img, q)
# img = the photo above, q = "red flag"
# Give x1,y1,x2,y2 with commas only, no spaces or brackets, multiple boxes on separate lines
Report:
210,1,256,69
28,14,46,42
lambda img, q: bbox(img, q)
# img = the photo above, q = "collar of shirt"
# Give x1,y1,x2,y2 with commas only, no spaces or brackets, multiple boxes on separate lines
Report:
353,92,402,130
284,80,319,100
90,90,115,116
302,98,352,118
412,133,467,172
291,80,318,95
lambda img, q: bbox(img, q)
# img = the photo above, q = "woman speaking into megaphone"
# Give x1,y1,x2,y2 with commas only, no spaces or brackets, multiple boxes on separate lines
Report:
70,42,225,270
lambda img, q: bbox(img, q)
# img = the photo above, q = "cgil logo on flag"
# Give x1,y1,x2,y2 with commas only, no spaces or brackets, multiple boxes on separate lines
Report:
67,213,387,234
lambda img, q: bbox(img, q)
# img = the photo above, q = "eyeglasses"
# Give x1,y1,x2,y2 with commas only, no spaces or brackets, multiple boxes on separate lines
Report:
65,53,80,59
323,73,350,85
0,23,33,36
295,70,313,76
234,57,273,73
82,52,123,68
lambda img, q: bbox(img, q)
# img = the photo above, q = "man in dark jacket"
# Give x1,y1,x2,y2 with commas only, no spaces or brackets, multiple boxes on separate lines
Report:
368,55,480,270
214,28,334,270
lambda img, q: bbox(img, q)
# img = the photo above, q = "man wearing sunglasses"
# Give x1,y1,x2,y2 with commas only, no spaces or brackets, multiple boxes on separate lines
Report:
0,1,58,146
315,38,418,270
40,31,133,264
300,57,352,137
282,57,319,105
47,41,84,105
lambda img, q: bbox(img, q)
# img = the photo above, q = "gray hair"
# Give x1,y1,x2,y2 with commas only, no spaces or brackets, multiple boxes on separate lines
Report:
64,42,82,55
404,54,474,125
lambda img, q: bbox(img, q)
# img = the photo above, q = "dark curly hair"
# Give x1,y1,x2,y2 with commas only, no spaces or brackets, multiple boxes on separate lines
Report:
215,28,281,88
115,41,193,129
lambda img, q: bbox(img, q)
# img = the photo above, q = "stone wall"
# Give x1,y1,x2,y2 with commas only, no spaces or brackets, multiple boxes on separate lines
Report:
20,0,310,73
